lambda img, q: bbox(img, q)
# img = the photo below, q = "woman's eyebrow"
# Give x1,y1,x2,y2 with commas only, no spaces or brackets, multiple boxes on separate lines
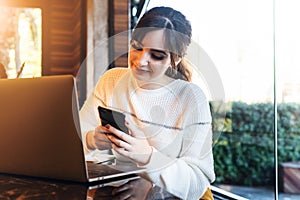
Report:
133,39,168,55
134,40,143,46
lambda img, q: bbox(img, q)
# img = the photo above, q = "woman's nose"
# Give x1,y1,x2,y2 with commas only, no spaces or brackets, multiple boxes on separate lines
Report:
138,50,150,66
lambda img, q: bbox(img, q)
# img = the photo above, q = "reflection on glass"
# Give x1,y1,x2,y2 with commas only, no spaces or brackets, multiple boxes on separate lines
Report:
0,7,41,78
276,0,300,195
88,177,180,200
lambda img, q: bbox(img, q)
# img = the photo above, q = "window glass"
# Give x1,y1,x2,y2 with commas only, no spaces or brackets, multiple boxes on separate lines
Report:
0,7,41,78
276,0,300,195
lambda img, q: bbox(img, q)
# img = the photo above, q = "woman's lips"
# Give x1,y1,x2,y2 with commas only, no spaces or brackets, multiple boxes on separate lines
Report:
134,67,151,73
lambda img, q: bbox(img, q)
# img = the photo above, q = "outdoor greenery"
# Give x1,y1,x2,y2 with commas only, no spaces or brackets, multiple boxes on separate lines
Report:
212,102,300,186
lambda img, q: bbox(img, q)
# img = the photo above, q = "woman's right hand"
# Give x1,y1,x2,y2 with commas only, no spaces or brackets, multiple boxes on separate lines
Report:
86,125,112,150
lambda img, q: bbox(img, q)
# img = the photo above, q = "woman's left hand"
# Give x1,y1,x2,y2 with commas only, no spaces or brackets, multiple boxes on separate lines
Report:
105,117,153,165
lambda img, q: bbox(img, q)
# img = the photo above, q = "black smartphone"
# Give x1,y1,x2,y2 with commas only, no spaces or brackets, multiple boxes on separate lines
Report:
98,106,129,135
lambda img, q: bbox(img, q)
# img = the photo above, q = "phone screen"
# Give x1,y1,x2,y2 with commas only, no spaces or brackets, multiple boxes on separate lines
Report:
98,106,129,134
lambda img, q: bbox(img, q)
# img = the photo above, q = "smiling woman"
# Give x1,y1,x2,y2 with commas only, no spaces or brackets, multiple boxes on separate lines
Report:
129,30,175,89
80,6,215,200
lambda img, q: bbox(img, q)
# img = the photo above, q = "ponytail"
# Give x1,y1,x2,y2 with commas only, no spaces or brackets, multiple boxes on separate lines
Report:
165,57,192,82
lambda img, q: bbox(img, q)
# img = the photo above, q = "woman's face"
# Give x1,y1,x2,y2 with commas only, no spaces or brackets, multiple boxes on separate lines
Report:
129,29,173,88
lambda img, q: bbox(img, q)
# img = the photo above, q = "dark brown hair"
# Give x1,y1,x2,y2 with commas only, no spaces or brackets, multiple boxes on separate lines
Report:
131,6,192,82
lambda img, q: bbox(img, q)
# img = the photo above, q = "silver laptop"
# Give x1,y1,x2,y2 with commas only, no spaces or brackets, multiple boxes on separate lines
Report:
0,75,145,183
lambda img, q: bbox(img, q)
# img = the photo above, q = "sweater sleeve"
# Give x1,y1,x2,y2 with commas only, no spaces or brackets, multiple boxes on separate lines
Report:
139,85,215,200
79,68,130,153
79,93,102,153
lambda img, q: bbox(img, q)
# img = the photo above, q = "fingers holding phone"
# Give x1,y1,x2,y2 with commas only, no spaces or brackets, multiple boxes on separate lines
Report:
98,106,129,135
97,106,152,164
86,126,112,150
105,122,153,165
104,124,133,149
103,124,134,162
98,106,134,148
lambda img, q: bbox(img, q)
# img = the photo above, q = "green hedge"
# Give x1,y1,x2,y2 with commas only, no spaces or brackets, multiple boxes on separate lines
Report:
212,102,300,186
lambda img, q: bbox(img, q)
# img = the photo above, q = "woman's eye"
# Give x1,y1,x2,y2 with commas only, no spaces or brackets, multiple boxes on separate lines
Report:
151,53,165,60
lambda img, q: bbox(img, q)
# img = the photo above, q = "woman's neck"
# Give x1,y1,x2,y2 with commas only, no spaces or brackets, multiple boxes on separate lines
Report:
136,76,175,90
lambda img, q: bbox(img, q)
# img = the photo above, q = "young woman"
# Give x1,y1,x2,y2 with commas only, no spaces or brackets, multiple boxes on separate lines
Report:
80,6,215,200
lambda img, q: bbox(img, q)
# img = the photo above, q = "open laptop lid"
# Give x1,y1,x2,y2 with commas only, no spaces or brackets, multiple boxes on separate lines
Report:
0,75,88,182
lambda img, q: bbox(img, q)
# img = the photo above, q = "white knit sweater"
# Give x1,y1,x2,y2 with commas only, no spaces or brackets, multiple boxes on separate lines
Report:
79,68,215,199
